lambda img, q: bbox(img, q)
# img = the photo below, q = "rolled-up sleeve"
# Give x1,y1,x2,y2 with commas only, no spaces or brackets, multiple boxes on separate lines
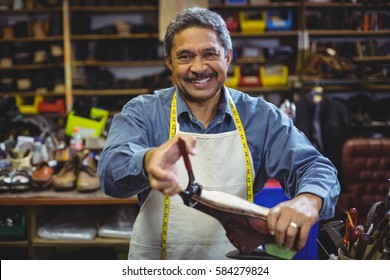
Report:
262,108,340,219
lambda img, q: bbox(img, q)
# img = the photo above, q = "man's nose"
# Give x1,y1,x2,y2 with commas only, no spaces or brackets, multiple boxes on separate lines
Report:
190,56,207,73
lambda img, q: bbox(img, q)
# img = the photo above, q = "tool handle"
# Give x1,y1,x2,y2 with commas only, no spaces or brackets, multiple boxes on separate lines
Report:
178,137,192,171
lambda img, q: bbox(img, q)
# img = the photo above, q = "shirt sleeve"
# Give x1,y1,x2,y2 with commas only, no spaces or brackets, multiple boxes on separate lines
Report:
97,98,153,199
261,107,341,220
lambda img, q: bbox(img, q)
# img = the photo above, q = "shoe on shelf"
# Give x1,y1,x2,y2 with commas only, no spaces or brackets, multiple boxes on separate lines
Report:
31,161,53,190
10,167,31,192
0,168,13,193
0,150,11,171
77,150,100,192
52,155,78,191
10,149,32,170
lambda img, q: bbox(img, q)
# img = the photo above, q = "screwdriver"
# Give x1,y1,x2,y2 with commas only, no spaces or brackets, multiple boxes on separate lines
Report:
344,208,358,246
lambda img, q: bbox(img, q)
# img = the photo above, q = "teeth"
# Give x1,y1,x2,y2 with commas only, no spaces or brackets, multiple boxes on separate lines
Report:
192,78,209,84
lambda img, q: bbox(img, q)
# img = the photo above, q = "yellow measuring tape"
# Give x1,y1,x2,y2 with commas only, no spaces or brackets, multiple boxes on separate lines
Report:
161,91,253,259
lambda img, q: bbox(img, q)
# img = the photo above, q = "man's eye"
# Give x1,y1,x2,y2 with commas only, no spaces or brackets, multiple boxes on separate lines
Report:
177,55,192,62
205,52,219,59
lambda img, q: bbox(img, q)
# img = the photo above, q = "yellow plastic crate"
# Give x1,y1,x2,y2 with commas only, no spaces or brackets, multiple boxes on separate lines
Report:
225,65,240,88
15,95,43,115
260,65,288,86
65,107,109,138
239,11,266,33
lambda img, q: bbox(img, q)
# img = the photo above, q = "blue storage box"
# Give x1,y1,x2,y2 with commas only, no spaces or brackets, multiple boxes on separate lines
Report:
226,0,247,4
266,9,293,31
254,181,319,260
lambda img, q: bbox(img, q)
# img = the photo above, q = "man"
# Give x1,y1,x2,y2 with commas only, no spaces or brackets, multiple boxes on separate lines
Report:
97,7,340,260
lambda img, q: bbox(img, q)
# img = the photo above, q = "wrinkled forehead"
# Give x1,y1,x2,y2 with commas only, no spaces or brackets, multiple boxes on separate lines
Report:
172,27,223,52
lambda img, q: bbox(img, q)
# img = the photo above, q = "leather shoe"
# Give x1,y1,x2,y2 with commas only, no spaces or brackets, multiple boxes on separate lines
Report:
31,161,53,190
77,150,99,192
52,155,78,191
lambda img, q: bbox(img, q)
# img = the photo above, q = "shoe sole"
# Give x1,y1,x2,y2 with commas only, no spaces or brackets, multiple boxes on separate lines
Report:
32,178,53,190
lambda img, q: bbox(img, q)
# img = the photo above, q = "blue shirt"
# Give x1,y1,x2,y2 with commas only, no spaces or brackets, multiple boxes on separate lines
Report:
97,86,340,219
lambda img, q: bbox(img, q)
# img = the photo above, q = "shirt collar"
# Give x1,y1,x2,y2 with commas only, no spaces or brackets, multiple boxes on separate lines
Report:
175,86,234,124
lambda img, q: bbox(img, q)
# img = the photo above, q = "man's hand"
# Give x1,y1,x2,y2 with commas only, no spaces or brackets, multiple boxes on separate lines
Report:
144,134,196,196
266,193,322,250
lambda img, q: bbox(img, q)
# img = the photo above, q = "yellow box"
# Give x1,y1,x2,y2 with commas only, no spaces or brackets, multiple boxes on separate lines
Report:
225,65,240,88
65,107,109,138
239,11,266,33
15,95,43,115
260,65,288,86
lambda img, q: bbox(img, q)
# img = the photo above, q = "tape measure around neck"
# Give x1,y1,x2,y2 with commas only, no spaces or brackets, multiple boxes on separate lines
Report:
161,91,253,259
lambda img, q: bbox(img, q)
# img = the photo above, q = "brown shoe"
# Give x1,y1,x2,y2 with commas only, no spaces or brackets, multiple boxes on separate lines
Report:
31,162,53,190
77,150,100,192
52,156,78,191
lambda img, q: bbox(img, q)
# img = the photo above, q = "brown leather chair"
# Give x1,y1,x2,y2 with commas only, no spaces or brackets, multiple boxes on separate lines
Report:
335,137,390,225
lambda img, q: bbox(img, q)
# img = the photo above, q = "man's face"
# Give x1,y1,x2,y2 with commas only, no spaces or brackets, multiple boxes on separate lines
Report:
165,27,232,103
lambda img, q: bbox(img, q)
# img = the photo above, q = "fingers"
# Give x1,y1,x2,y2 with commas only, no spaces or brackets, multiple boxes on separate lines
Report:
267,200,318,250
144,134,197,196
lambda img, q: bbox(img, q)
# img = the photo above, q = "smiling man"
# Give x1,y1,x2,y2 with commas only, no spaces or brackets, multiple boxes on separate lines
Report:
97,7,340,260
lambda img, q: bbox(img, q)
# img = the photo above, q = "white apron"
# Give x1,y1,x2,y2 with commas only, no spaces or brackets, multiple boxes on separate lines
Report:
128,92,254,259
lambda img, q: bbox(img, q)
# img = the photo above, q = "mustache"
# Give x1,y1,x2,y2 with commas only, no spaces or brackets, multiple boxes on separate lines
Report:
185,72,218,82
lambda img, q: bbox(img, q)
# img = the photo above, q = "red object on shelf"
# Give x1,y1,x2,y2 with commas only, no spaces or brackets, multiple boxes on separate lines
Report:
38,98,66,115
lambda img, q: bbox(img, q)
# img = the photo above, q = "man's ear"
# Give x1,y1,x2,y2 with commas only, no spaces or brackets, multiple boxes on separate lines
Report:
226,49,233,66
164,54,173,72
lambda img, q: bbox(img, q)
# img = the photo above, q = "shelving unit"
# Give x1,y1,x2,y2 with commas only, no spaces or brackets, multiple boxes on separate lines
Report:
0,189,137,259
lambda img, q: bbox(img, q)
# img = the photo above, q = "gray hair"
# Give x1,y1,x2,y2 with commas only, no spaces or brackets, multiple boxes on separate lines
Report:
163,7,232,62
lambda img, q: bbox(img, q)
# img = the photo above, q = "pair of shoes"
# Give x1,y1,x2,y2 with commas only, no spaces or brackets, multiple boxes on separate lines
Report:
52,150,99,192
31,161,53,190
0,167,31,193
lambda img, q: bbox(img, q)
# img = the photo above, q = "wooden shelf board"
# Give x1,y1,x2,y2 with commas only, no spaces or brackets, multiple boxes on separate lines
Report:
0,64,64,70
0,240,28,247
308,30,390,37
0,189,137,206
70,6,157,12
231,31,299,38
31,236,129,247
210,2,300,9
74,60,165,68
0,36,63,42
72,89,150,96
71,33,158,40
